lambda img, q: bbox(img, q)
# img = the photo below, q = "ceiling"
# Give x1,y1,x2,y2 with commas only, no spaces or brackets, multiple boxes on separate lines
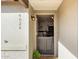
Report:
29,0,63,10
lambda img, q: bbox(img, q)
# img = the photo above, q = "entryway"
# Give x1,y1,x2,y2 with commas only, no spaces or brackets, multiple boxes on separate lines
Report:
36,15,54,55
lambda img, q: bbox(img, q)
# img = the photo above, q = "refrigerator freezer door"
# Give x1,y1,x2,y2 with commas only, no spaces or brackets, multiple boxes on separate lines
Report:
1,13,29,50
1,51,28,59
1,51,5,59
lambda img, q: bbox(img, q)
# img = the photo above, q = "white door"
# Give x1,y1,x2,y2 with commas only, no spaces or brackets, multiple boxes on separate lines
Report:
1,13,29,50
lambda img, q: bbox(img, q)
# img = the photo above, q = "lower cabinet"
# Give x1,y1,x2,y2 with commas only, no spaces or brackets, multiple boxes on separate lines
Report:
1,51,27,59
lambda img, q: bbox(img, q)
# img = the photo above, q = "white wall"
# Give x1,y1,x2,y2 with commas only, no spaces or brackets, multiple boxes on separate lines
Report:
57,0,78,58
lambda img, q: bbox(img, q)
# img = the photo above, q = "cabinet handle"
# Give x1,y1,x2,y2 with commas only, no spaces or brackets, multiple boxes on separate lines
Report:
19,14,22,29
4,40,8,43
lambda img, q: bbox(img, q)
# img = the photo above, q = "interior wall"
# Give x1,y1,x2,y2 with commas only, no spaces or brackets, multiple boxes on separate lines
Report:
57,0,78,58
29,4,35,59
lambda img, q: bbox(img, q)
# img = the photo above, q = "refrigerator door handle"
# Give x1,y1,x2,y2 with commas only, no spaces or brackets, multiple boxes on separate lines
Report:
19,14,22,29
4,40,8,43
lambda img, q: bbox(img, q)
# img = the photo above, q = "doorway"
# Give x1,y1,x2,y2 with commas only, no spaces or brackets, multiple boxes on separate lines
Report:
36,15,54,55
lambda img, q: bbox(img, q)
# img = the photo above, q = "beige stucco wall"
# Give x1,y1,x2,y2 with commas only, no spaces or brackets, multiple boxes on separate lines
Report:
29,4,36,59
57,0,78,57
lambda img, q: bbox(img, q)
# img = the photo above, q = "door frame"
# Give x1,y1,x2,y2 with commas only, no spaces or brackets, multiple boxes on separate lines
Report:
34,12,58,57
